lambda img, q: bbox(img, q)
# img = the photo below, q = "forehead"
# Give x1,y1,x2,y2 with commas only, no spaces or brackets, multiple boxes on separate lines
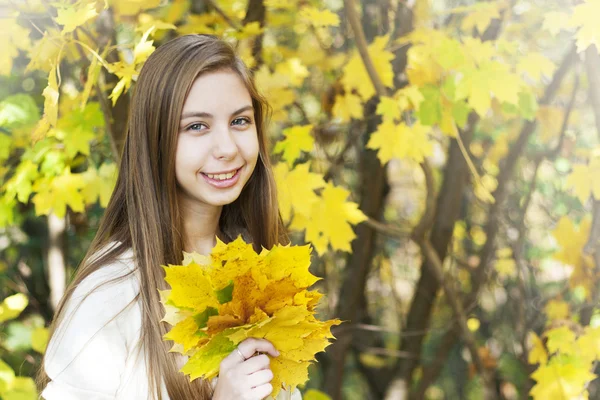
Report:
182,70,252,113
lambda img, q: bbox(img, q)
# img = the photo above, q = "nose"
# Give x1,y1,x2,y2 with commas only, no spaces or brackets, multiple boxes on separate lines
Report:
212,125,238,160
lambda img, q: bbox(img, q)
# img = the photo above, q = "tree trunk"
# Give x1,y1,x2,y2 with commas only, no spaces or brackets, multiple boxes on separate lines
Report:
46,212,66,311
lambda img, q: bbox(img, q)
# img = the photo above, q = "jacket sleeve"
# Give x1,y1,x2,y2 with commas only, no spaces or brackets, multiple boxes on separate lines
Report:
41,263,138,400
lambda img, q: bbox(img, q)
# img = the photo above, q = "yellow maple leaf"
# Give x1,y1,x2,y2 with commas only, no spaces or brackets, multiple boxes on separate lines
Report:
394,85,424,111
274,162,325,223
54,0,98,34
543,11,572,36
274,58,309,87
566,152,600,204
164,315,209,353
461,37,495,67
569,0,600,52
159,290,189,326
545,300,569,322
455,60,522,116
42,66,60,128
290,183,366,254
232,22,265,40
376,96,401,122
207,236,260,290
163,263,220,312
136,13,178,36
552,216,595,296
517,52,556,81
31,168,86,217
254,65,295,121
406,43,444,86
576,327,600,363
273,125,314,166
366,120,433,164
261,245,319,289
133,27,156,64
298,7,340,27
546,326,577,355
111,0,162,17
0,17,32,76
341,35,395,101
81,55,102,109
459,2,501,34
528,332,548,365
530,359,595,400
80,163,118,207
332,93,363,122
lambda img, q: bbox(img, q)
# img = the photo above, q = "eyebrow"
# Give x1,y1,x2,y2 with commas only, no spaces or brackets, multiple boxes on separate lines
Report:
180,105,254,120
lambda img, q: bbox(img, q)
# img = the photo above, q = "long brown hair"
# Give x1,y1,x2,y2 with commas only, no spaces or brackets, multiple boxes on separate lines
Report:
37,34,288,400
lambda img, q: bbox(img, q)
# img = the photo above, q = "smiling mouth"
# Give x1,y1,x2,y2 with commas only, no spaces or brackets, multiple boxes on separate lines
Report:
201,167,241,181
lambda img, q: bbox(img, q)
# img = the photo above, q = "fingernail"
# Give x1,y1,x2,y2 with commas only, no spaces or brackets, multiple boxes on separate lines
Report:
276,350,280,356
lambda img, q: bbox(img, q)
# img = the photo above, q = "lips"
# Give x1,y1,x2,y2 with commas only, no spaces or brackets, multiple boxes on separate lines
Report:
200,167,242,188
201,167,241,180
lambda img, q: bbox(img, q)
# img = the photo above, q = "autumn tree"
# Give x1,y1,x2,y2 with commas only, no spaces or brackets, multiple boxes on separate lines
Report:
0,0,599,399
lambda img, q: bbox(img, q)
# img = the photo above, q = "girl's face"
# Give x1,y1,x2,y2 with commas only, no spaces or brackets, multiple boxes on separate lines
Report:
175,69,259,211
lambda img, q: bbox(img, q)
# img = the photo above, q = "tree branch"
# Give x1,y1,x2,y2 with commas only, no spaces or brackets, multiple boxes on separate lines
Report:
344,0,388,97
204,0,242,30
411,160,436,241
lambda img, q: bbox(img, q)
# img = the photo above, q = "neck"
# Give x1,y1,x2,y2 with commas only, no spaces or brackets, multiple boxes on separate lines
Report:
179,197,223,256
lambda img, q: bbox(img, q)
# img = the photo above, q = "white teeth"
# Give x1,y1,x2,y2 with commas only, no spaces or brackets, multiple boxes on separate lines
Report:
206,170,236,180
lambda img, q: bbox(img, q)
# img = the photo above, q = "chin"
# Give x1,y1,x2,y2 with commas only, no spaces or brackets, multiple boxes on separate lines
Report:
206,191,244,206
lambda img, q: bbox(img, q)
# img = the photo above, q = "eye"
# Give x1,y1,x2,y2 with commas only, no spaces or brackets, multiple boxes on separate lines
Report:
231,117,251,127
187,123,207,132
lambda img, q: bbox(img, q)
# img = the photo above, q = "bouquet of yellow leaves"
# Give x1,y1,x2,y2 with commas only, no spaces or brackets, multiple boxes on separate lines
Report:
160,236,342,398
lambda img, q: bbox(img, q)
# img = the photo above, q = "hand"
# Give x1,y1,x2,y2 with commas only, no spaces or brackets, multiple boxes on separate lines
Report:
212,338,280,400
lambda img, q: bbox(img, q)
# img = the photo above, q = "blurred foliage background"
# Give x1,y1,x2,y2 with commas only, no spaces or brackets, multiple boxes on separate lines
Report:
0,0,599,399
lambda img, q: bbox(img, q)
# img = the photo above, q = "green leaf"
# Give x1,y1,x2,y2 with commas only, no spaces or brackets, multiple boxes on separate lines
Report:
304,389,332,400
555,158,571,173
215,281,234,304
0,134,11,164
518,90,538,121
180,331,236,380
0,196,16,228
0,94,39,129
0,359,16,393
193,307,219,329
31,327,49,354
3,376,37,400
417,85,442,126
452,101,470,128
2,322,33,352
0,294,28,323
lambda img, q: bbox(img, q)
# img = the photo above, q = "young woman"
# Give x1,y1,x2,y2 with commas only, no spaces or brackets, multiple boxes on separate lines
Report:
37,34,301,400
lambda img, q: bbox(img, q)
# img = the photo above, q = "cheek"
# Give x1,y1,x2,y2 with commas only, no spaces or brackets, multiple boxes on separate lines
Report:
174,136,202,181
242,131,260,163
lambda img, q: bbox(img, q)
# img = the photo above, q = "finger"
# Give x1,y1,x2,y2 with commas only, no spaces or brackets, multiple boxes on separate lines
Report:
239,354,271,374
250,383,273,399
220,338,279,371
238,338,280,358
247,368,274,387
220,347,248,371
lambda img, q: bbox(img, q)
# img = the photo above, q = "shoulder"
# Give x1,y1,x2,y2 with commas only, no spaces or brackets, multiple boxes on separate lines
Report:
42,243,143,397
72,242,138,302
47,242,141,358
